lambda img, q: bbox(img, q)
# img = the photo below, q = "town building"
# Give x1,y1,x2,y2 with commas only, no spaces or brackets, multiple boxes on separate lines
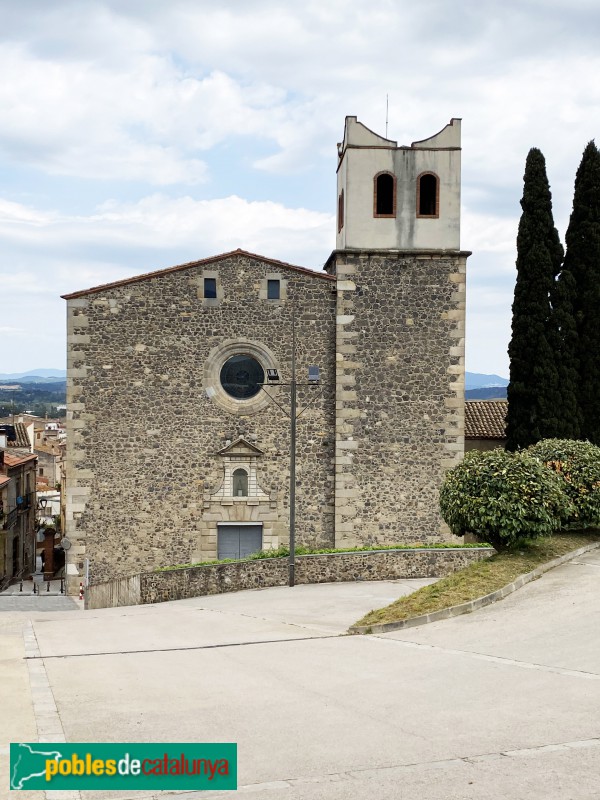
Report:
0,416,65,490
0,446,37,585
63,116,469,592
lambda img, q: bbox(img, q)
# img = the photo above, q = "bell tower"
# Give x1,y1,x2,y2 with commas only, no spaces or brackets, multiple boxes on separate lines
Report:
336,116,462,251
327,116,469,548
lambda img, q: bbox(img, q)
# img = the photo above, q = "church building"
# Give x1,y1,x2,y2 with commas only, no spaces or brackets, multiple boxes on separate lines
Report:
62,116,469,592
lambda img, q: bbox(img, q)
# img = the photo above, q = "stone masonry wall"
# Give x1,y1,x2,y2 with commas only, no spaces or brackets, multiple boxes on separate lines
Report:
85,547,494,609
65,253,336,589
328,249,468,547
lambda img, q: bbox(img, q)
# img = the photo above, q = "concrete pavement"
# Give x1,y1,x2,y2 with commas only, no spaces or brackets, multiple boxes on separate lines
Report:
3,558,600,799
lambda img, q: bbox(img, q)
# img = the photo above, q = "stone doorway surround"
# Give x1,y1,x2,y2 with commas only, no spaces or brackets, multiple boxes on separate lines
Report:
197,437,279,561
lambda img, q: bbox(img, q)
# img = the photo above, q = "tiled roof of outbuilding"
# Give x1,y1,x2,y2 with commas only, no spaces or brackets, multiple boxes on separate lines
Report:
10,423,31,449
3,452,37,467
465,400,507,439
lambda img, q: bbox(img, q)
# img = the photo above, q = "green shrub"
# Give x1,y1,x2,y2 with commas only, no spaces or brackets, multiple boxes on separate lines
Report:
527,439,600,527
440,449,572,551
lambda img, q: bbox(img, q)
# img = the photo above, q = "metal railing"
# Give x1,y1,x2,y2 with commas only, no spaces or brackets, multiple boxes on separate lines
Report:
2,508,17,530
0,566,27,594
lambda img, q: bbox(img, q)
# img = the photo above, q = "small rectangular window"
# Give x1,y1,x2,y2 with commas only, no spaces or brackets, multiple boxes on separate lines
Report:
204,277,217,299
267,279,280,300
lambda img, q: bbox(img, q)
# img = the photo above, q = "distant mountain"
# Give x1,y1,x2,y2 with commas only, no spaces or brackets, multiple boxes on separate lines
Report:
466,386,507,400
2,369,507,391
465,371,509,390
0,369,66,383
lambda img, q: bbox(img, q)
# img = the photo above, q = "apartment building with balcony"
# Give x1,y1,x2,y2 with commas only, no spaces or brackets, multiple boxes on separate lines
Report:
0,446,37,585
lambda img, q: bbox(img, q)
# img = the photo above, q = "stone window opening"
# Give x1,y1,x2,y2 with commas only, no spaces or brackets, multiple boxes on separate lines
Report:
205,338,280,414
204,277,217,299
374,172,396,217
267,279,280,300
417,172,439,217
260,274,286,304
232,468,249,497
338,189,344,232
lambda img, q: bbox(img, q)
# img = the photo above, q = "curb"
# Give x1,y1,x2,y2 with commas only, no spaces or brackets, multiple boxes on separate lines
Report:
349,541,600,635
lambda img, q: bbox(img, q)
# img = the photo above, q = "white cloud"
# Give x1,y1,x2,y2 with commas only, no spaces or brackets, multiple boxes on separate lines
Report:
2,0,600,375
0,193,334,293
0,44,209,184
0,326,26,335
0,190,334,371
2,1,600,193
462,209,517,259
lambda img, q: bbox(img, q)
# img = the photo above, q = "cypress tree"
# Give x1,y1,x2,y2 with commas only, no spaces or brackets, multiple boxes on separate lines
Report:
550,258,581,439
506,148,564,450
563,141,600,444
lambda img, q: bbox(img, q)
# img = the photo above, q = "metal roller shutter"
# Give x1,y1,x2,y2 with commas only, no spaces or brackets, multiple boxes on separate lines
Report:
217,524,263,560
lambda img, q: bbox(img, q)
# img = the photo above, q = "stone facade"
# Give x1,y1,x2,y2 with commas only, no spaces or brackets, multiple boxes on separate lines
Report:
85,547,494,609
64,115,469,593
64,252,336,589
326,249,467,547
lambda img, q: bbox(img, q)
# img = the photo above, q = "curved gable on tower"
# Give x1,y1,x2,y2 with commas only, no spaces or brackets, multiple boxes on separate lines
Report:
336,116,462,252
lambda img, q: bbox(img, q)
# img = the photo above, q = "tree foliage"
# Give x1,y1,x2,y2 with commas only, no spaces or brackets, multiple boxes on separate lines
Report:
528,438,600,527
550,264,582,438
439,449,572,551
562,141,600,444
506,148,564,450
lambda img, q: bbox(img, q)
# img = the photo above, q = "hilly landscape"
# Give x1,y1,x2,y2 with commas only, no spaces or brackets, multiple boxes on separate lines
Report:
0,369,508,418
0,369,67,417
465,371,508,399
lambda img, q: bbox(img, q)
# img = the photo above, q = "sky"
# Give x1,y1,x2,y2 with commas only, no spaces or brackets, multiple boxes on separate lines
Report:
1,0,599,377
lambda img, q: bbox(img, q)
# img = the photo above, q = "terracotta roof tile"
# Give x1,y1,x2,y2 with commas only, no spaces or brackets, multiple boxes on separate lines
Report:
9,423,31,449
35,442,62,455
2,452,37,467
465,400,507,439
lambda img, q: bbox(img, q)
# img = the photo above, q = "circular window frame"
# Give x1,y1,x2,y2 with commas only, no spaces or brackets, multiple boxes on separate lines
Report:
204,338,280,415
220,354,265,400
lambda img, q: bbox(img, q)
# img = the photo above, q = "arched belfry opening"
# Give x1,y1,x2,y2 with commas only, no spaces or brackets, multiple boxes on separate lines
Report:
417,172,439,217
374,172,396,217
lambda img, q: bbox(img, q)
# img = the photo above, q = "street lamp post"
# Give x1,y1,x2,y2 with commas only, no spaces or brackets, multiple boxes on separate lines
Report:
260,307,320,587
289,370,297,587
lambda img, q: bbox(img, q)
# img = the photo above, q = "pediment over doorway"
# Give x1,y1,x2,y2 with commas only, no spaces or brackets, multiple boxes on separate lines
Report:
217,437,264,457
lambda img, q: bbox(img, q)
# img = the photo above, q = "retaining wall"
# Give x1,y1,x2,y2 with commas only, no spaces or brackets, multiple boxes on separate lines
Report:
85,547,493,610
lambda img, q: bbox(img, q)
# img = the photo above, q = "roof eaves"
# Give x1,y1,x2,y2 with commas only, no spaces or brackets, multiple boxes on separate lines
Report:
3,452,37,467
61,248,335,299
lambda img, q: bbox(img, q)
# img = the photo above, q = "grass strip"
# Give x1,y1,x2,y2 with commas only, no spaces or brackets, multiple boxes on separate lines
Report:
354,531,600,628
155,541,489,572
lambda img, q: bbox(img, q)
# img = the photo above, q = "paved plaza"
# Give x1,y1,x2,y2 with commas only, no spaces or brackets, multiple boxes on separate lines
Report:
0,578,79,613
2,554,600,799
